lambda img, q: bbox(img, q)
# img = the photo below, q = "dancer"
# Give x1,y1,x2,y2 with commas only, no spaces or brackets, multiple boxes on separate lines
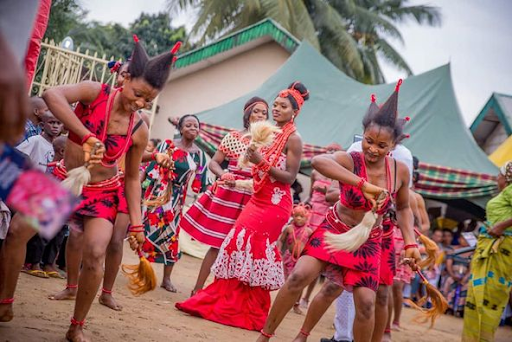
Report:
141,114,208,293
0,36,179,341
48,58,170,312
280,203,313,314
176,82,308,331
301,143,341,309
462,161,512,341
257,81,420,342
179,97,269,295
322,94,414,342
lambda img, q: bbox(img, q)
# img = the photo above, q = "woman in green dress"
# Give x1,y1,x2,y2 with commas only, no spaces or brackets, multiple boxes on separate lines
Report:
141,115,208,293
462,161,512,341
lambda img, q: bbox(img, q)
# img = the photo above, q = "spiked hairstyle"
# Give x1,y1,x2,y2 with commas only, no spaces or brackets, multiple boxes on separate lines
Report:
362,80,409,142
128,35,181,90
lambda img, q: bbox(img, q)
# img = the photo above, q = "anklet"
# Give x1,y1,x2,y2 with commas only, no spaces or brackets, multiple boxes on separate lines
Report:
0,298,14,304
70,317,85,326
102,288,113,294
66,284,78,289
299,329,310,336
260,329,274,338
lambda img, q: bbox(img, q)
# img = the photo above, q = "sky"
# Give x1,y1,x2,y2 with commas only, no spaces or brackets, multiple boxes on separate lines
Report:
82,0,512,125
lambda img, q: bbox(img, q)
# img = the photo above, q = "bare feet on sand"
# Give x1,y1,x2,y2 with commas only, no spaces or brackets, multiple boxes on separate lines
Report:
99,292,123,311
49,286,77,300
66,324,89,342
292,304,303,315
0,303,13,322
160,279,177,293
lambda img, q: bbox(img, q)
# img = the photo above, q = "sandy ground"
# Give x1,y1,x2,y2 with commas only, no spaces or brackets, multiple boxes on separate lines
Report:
1,246,511,342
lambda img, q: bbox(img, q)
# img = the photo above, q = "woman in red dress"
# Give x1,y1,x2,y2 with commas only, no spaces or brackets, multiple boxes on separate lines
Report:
179,97,269,295
257,81,421,342
176,82,308,331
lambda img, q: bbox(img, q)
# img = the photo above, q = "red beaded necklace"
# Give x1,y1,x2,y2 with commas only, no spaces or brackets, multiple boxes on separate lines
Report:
100,88,135,168
252,121,296,193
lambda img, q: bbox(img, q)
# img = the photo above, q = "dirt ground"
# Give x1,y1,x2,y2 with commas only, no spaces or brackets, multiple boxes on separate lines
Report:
1,246,511,342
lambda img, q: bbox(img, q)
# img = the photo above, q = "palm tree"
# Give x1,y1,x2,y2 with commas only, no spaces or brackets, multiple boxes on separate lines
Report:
168,0,440,84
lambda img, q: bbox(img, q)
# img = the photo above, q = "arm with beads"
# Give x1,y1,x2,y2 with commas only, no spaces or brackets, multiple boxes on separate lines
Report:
395,161,421,270
124,122,149,250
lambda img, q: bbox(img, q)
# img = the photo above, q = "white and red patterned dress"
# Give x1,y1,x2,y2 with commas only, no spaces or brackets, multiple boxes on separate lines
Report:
179,131,253,248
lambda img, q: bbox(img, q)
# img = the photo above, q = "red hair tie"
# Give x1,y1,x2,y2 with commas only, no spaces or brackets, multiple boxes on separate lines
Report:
371,94,376,103
293,203,311,217
133,34,139,43
395,79,403,92
278,88,305,112
171,41,182,54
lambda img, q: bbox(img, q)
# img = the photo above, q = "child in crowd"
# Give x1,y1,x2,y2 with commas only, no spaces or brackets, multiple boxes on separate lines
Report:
17,112,63,278
16,111,62,172
280,203,313,314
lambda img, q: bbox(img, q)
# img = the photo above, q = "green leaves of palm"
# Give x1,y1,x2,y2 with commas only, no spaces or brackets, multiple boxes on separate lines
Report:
167,0,441,84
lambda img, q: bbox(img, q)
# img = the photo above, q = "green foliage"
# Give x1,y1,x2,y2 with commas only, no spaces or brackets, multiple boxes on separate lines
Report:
44,2,191,61
44,0,87,42
168,0,441,84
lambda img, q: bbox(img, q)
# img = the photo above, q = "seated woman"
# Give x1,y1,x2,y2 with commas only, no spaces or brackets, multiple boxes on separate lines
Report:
442,234,472,317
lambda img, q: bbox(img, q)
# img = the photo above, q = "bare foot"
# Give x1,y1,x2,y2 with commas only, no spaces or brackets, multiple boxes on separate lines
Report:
292,333,308,342
382,331,392,342
160,279,177,293
391,322,402,331
98,292,123,311
292,304,303,315
49,287,77,300
66,324,89,342
299,298,309,309
0,303,14,322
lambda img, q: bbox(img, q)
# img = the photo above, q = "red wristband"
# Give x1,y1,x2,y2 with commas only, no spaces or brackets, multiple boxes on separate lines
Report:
356,177,366,189
151,150,158,161
81,133,96,145
404,243,418,250
129,224,144,233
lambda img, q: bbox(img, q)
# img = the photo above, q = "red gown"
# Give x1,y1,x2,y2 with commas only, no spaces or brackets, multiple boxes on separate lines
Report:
176,153,291,331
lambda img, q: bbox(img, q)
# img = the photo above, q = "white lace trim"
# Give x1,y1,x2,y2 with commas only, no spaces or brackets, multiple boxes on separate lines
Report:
212,227,285,290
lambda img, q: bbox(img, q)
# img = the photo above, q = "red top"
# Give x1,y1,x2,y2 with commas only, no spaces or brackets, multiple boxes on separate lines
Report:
68,84,141,167
339,151,395,215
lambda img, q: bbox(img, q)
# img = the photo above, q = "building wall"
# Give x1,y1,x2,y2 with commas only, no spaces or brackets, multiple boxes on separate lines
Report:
483,124,507,155
150,41,290,140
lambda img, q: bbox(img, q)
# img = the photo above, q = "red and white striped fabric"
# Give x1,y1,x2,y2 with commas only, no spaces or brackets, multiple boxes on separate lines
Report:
180,132,253,248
